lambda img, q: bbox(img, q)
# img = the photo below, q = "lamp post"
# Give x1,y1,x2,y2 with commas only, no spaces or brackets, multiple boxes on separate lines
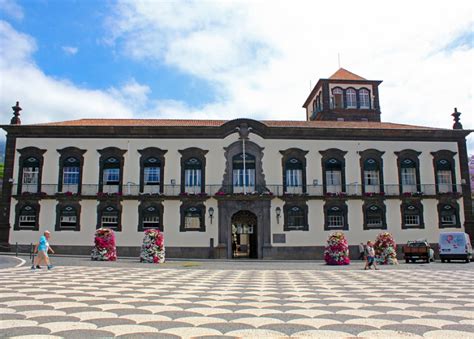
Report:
208,207,214,224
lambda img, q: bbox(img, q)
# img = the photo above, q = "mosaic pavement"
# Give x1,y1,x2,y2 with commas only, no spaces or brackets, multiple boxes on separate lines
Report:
0,266,473,338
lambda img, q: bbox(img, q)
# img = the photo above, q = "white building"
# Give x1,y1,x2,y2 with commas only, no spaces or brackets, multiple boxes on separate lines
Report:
1,69,472,259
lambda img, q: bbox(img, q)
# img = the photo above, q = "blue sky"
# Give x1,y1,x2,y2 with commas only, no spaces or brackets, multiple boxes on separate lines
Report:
0,0,473,151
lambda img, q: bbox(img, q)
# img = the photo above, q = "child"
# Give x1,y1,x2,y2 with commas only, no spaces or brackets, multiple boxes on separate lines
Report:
31,231,54,270
364,240,378,270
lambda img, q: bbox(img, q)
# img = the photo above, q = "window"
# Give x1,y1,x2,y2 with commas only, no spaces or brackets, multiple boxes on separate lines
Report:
101,208,119,229
325,158,342,193
181,204,205,232
58,205,79,231
396,150,421,195
184,157,202,193
438,203,460,228
15,203,39,231
401,203,424,229
359,89,370,109
332,87,343,109
98,204,121,231
142,206,160,230
285,158,303,194
346,88,357,108
22,157,39,193
436,159,453,193
324,204,348,230
284,204,308,231
62,157,80,193
98,147,126,194
233,153,256,191
144,157,161,185
102,156,121,192
363,158,380,193
104,167,120,184
401,159,417,193
364,204,386,230
139,147,167,194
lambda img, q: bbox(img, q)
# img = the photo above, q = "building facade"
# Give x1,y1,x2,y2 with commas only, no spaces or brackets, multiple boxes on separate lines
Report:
1,69,472,259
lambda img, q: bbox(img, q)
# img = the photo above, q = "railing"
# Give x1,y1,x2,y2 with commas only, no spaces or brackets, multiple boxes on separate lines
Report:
10,183,465,198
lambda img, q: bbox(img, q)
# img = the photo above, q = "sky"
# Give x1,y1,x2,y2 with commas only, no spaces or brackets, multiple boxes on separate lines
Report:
0,0,473,152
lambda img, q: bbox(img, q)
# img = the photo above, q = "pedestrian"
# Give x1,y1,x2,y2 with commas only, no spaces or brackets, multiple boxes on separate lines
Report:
358,242,365,260
364,240,378,270
31,231,54,270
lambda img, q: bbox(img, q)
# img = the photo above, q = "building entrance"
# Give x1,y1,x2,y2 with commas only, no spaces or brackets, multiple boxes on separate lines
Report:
231,210,258,259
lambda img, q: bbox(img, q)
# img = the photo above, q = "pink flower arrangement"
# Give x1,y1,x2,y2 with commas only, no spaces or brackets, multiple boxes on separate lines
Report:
91,228,117,261
374,232,398,265
324,232,350,265
140,229,165,263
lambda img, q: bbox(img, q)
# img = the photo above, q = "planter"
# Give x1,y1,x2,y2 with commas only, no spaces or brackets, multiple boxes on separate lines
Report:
324,232,350,265
140,229,165,263
91,228,117,261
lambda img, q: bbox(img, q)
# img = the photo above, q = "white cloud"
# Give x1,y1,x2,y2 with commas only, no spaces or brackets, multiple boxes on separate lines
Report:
0,0,23,21
107,0,474,151
62,46,78,55
0,20,134,126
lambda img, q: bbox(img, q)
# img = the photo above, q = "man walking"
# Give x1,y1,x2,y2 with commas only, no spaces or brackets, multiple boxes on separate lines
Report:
31,231,54,270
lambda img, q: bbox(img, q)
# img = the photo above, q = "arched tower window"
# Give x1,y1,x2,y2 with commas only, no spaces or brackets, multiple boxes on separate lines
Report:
346,88,357,108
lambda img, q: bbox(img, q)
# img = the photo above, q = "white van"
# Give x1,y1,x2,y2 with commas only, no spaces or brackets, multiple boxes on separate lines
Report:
439,232,472,263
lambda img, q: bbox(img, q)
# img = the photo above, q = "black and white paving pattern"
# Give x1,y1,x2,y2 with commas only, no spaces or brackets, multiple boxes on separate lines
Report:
1,265,473,338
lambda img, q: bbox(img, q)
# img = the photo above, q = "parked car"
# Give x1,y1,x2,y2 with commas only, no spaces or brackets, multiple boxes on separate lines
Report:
403,240,433,263
439,232,472,263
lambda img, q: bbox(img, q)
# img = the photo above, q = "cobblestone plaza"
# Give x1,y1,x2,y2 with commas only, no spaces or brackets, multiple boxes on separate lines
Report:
0,257,473,338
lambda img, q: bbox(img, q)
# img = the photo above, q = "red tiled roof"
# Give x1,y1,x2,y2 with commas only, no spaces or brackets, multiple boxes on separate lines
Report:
329,68,366,81
35,119,441,130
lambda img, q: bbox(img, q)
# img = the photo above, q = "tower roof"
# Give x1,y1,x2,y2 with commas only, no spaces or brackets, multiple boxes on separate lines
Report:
329,68,366,81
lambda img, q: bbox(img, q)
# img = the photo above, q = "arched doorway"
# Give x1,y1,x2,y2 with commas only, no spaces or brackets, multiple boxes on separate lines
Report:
231,210,258,259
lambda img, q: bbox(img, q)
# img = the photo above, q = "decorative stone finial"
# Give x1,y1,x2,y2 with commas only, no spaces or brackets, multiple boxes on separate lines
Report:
10,101,22,125
451,107,462,130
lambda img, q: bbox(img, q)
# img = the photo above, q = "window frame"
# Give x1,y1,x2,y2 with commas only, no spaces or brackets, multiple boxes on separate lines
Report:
363,202,387,230
14,201,40,231
139,147,167,194
346,88,357,109
55,202,81,231
431,150,457,194
395,150,421,195
401,200,424,229
98,147,126,194
57,147,86,194
437,201,461,228
97,201,122,231
320,149,347,195
17,147,46,194
179,148,208,194
359,88,371,109
138,201,164,232
180,203,206,232
324,202,348,230
284,203,309,231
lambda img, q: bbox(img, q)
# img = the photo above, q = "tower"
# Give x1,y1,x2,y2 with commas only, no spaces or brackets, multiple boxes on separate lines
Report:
303,68,382,122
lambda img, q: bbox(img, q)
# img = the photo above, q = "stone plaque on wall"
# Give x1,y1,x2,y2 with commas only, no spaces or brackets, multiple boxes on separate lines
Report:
273,234,286,244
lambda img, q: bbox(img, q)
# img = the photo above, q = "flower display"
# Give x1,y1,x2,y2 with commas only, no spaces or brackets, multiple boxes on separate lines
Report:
140,229,165,263
374,232,398,265
91,228,117,261
324,232,350,265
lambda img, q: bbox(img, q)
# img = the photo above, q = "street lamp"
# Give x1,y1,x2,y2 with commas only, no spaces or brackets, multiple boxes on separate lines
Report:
208,207,214,224
275,207,281,224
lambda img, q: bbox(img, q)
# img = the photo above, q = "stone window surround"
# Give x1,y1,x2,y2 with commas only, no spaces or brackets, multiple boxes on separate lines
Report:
98,147,127,194
57,147,87,194
400,199,424,229
437,198,461,229
180,202,206,232
359,149,385,194
178,147,208,194
55,200,81,232
138,200,164,232
280,148,309,194
283,202,309,231
319,148,347,194
138,147,167,194
431,150,457,194
17,147,47,194
362,199,387,230
96,200,122,231
323,200,349,231
395,149,422,194
14,200,40,231
222,139,266,192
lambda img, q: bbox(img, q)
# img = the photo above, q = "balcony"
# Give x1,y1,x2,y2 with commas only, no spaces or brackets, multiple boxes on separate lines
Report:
10,183,465,199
